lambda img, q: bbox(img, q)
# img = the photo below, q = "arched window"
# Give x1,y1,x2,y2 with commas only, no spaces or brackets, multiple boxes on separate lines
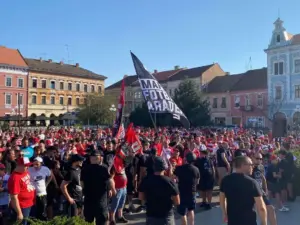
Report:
276,34,281,43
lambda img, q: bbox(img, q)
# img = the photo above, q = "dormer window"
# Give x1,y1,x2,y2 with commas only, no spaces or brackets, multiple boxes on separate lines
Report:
276,34,281,43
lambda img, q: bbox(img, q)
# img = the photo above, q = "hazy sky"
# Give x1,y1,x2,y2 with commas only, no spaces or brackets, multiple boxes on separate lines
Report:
1,0,298,85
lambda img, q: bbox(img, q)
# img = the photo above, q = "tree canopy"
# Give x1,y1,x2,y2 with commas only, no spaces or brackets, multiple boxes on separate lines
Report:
76,94,115,125
129,78,212,127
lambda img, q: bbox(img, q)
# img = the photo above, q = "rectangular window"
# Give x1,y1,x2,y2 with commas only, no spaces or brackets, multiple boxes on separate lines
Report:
84,84,88,92
17,94,23,105
295,59,300,73
295,85,300,98
274,62,284,75
275,86,282,100
50,81,56,89
68,83,72,91
5,94,12,105
68,97,72,105
50,96,55,105
221,97,226,108
60,82,64,90
59,97,64,105
257,94,263,107
91,85,95,92
41,96,46,105
6,77,12,87
212,98,217,108
32,95,37,104
83,98,87,105
76,83,80,92
18,78,24,88
32,79,37,88
98,86,102,94
76,98,80,105
245,95,251,106
41,80,47,89
234,96,240,107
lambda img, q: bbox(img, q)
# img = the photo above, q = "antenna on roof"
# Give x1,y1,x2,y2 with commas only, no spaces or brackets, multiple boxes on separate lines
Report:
249,57,252,70
65,44,72,64
278,8,280,18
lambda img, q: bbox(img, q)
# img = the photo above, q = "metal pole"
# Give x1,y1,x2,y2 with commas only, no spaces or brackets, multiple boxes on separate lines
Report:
18,93,21,134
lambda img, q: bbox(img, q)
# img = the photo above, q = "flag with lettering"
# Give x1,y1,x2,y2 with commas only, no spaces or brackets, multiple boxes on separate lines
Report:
113,76,125,137
131,52,190,128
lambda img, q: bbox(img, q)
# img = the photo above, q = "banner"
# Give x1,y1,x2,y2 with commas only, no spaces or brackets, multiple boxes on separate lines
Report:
130,52,190,128
125,124,143,154
112,76,125,137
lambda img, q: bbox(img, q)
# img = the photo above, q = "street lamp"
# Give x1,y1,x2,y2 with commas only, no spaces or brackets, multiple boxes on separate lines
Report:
109,104,116,125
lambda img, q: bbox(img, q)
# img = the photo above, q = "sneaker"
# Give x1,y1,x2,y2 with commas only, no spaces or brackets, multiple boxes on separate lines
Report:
128,206,136,214
116,216,128,223
279,206,289,212
110,221,116,225
136,205,145,213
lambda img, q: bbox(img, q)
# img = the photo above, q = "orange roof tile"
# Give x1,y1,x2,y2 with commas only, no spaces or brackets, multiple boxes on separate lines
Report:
0,46,28,67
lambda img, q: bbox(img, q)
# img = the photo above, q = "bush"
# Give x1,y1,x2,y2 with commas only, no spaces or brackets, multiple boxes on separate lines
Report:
23,216,93,225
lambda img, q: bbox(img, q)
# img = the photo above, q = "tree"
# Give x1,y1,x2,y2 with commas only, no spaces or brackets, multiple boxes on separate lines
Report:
267,94,286,121
173,79,212,126
129,103,153,127
76,94,115,125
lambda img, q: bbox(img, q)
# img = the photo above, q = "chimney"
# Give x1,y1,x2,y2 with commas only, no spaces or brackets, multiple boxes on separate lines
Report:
154,69,158,73
60,61,64,65
48,59,52,63
174,65,180,70
75,63,79,67
39,57,42,62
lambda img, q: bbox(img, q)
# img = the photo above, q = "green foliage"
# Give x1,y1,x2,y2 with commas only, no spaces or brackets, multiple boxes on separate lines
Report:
76,94,115,126
173,79,212,127
13,216,92,225
129,79,212,127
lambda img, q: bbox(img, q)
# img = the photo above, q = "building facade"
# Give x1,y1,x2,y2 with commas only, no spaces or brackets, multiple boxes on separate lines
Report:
206,68,269,127
25,58,106,124
265,18,300,127
0,46,28,117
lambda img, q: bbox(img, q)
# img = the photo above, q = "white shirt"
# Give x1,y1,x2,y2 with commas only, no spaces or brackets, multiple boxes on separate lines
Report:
28,166,51,196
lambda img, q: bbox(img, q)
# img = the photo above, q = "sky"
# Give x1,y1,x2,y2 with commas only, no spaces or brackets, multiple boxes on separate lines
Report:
1,0,300,86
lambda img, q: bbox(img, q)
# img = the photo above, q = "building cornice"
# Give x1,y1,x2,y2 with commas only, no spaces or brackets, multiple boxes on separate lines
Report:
0,65,28,75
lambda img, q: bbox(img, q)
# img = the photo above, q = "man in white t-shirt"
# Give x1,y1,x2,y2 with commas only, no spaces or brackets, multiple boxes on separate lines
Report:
28,157,52,220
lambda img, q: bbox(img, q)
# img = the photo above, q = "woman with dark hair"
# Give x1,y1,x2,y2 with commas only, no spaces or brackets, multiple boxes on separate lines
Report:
2,149,16,175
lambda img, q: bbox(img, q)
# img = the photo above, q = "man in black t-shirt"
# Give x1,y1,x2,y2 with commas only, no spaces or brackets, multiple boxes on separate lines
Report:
144,148,157,177
81,150,116,225
139,157,179,225
220,156,267,225
194,149,215,209
60,154,84,217
174,152,200,225
216,142,230,185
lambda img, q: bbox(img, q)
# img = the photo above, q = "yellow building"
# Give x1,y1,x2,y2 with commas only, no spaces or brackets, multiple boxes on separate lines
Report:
25,58,106,125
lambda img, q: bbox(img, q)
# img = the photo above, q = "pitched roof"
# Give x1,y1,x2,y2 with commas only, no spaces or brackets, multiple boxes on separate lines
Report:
229,68,267,91
0,46,28,68
25,58,106,80
167,64,214,81
206,74,243,93
105,75,138,90
130,68,183,86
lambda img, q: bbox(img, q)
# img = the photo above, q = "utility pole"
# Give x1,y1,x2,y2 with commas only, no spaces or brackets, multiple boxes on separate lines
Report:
17,93,21,134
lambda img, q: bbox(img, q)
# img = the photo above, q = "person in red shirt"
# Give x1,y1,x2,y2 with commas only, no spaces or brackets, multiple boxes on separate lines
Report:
8,157,35,225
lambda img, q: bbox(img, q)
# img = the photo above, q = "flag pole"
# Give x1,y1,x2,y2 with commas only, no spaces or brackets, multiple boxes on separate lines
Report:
144,96,158,132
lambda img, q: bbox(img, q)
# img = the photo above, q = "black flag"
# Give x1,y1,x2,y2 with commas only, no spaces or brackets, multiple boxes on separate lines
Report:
131,52,190,128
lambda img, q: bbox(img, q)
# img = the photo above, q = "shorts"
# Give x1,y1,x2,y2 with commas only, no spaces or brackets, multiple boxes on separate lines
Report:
66,200,83,217
110,188,127,213
177,195,196,216
126,179,134,195
263,196,271,206
0,205,9,217
267,182,281,194
84,202,108,225
198,177,214,191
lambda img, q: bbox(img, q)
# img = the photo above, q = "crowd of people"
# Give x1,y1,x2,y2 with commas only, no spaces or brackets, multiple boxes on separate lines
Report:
0,126,297,225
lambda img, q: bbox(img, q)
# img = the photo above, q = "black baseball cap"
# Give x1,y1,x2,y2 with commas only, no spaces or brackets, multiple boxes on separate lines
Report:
70,154,85,163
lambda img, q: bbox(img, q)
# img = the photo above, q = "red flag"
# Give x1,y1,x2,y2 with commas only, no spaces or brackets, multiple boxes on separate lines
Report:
126,124,143,154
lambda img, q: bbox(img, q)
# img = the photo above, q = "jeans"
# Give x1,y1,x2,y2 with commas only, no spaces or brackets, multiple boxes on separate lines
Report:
12,207,31,225
110,187,127,213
